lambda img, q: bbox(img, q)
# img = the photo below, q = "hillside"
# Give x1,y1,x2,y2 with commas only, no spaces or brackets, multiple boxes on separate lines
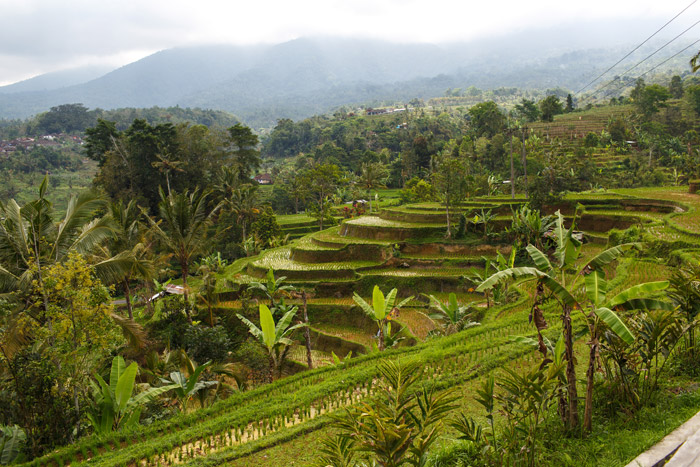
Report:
0,35,694,129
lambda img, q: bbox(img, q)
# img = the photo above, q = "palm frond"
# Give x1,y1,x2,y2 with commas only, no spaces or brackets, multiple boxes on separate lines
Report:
110,312,147,350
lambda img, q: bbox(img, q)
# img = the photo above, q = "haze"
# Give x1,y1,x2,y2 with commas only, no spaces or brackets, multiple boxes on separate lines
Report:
0,0,698,86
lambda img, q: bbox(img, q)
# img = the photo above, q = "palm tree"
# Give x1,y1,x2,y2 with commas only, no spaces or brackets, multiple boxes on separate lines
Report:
152,152,184,198
237,304,306,381
0,178,131,306
105,200,155,319
197,263,219,327
358,162,388,213
353,286,413,351
228,184,259,244
147,188,221,320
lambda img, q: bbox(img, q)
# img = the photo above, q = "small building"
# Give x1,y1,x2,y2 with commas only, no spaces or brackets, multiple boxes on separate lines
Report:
254,173,273,185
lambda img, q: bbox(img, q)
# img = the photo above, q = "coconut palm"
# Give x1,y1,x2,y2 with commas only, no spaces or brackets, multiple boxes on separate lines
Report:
104,199,155,319
147,187,221,320
353,286,413,351
228,184,259,244
0,178,131,304
237,304,306,381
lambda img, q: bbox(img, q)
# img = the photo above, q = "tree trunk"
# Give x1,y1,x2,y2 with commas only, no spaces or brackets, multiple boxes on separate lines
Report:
124,279,133,320
445,201,451,238
510,132,515,199
522,128,528,199
378,322,385,351
563,305,579,430
368,189,372,213
182,261,192,323
268,355,275,383
302,291,313,369
583,331,598,434
319,196,324,231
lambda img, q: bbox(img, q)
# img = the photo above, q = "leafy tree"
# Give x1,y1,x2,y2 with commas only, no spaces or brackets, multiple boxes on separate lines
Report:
468,101,505,137
452,345,565,466
86,356,176,435
353,286,412,351
685,84,700,115
196,263,219,327
565,93,575,112
237,304,306,381
635,84,671,118
251,207,281,248
35,104,95,134
431,155,467,238
305,163,342,230
225,123,261,183
84,119,119,166
514,98,541,123
669,75,684,98
0,350,78,458
539,95,563,122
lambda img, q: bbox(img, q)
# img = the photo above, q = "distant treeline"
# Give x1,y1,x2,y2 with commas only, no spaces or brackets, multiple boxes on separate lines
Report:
0,104,239,139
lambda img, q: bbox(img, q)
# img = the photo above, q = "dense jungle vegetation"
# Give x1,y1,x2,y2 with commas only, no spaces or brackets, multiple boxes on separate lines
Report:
0,74,699,466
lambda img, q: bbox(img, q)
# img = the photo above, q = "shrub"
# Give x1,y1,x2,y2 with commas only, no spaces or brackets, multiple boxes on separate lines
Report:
183,325,232,363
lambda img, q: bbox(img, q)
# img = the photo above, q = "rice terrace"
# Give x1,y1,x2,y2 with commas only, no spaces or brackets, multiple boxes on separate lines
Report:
2,6,700,466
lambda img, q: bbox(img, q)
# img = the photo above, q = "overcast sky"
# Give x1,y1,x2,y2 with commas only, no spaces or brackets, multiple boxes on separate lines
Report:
0,0,698,86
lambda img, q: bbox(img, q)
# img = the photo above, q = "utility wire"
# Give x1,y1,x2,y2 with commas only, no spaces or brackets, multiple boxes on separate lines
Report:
583,18,700,102
575,0,697,95
600,37,700,101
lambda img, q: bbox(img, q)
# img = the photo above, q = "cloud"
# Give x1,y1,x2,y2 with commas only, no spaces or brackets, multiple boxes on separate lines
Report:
0,0,695,85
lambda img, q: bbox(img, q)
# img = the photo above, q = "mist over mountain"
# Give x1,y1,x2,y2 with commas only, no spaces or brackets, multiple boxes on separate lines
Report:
0,19,692,128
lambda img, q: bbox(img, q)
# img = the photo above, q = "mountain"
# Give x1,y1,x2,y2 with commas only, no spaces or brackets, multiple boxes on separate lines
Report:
0,65,114,94
0,27,692,128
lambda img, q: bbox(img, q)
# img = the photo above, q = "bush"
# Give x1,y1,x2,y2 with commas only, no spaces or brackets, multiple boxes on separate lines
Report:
607,225,643,247
232,338,270,383
455,213,468,239
183,325,232,363
148,296,191,348
583,132,600,148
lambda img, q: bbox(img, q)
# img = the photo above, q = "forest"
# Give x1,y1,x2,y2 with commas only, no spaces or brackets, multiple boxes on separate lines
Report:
0,73,699,466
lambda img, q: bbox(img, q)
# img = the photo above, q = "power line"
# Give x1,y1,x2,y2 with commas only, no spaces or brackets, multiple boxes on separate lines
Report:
599,37,700,101
583,18,700,102
575,0,697,95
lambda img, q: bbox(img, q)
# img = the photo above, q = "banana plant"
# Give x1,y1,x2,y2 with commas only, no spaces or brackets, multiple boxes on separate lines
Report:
477,209,672,433
247,267,296,311
353,286,413,351
237,303,306,381
160,360,217,412
0,425,25,465
423,292,480,335
87,356,178,435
